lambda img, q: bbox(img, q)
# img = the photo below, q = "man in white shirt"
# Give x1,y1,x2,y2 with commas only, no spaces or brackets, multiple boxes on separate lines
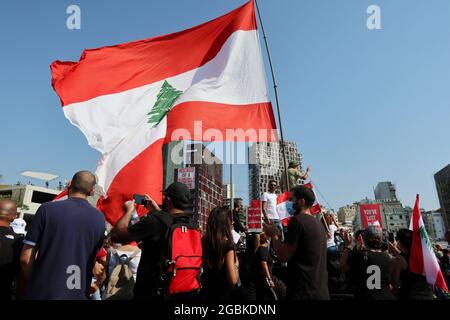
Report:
261,180,284,241
324,213,339,256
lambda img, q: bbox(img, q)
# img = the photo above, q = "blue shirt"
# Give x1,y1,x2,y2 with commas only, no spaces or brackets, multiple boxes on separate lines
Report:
24,197,105,300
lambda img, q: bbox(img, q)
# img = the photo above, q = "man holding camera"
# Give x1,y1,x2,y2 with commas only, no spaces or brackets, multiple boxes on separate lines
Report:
111,182,193,300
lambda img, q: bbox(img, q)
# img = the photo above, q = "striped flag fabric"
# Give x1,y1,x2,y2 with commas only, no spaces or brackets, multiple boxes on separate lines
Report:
52,188,68,202
409,194,448,292
276,191,293,227
303,182,321,215
50,1,277,225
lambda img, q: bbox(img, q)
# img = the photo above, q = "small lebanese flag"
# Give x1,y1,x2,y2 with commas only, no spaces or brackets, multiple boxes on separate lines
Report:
277,182,322,227
53,189,68,202
50,1,276,225
276,191,293,227
303,182,321,215
409,194,448,292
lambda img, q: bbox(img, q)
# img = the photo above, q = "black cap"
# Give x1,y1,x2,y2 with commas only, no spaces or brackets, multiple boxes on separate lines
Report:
163,182,192,209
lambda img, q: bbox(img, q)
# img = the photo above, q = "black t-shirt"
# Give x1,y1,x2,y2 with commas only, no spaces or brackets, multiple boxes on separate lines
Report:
232,210,246,233
0,226,23,300
285,213,329,300
399,253,433,300
348,250,394,300
24,198,105,300
253,246,272,281
201,240,237,300
128,211,191,300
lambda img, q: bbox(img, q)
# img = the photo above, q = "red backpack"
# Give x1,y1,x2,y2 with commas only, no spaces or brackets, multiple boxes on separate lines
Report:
153,211,203,297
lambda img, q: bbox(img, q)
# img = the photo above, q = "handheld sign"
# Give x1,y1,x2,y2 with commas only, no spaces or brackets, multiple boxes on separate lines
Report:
247,200,263,233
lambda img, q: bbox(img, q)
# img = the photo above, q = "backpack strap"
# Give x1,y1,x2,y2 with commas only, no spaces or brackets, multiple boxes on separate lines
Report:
125,248,141,263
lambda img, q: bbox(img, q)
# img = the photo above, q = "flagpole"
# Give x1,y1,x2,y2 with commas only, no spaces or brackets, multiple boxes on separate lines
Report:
255,0,290,192
230,142,234,210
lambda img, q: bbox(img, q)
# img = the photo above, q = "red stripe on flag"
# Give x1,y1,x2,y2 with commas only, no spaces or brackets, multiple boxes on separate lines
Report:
165,101,277,143
409,195,425,276
51,1,257,106
97,138,165,225
276,191,291,204
53,189,68,201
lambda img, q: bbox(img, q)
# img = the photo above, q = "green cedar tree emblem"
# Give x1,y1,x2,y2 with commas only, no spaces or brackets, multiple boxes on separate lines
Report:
147,80,183,128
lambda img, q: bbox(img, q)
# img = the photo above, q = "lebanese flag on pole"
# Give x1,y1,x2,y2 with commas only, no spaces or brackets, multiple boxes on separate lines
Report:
50,1,276,225
303,182,321,215
409,195,448,292
53,189,68,202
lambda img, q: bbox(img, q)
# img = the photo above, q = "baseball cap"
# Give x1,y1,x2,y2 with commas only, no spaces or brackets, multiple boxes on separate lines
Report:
163,182,192,209
288,161,299,168
363,225,383,249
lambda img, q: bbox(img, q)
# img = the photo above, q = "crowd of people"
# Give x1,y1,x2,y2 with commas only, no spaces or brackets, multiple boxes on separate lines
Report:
1,169,450,301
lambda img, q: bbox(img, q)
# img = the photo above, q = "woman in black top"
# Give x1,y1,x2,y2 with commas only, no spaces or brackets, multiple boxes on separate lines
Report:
201,206,241,300
390,228,433,300
341,226,394,300
252,232,275,300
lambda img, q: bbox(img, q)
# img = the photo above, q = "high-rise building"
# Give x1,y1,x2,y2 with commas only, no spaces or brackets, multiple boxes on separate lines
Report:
434,164,450,230
222,183,236,207
248,141,302,201
162,141,184,190
177,143,223,233
374,181,398,201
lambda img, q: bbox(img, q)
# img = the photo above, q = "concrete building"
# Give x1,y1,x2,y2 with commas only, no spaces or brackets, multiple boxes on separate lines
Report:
374,181,398,201
248,140,302,201
434,164,450,230
338,204,357,227
0,184,60,225
162,141,184,190
423,210,447,240
403,206,413,225
222,183,236,207
177,143,223,233
381,200,408,233
352,198,407,233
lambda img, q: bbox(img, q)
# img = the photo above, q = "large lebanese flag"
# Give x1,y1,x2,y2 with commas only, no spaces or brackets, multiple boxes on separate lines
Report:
409,195,448,292
50,1,276,225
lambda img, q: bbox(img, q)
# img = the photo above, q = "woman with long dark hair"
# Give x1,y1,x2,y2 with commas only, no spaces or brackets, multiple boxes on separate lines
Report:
201,206,241,300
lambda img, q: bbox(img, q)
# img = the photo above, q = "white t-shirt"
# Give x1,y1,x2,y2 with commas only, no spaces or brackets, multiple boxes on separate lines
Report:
262,192,279,220
327,225,337,248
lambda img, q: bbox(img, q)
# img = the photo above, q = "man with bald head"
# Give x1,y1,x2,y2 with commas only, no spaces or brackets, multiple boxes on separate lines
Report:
0,199,22,299
20,170,105,300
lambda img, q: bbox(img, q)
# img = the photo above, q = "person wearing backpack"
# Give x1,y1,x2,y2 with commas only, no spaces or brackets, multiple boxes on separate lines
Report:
103,242,141,300
111,182,201,300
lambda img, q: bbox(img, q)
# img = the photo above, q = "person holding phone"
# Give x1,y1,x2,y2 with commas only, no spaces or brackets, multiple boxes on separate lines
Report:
111,182,193,300
390,228,433,300
340,226,394,300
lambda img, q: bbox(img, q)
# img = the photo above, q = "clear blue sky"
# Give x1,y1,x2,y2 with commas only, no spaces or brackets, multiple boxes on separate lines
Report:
1,0,450,210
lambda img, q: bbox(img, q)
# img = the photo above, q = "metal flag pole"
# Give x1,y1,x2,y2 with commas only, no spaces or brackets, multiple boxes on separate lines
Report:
230,141,234,210
255,0,290,192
